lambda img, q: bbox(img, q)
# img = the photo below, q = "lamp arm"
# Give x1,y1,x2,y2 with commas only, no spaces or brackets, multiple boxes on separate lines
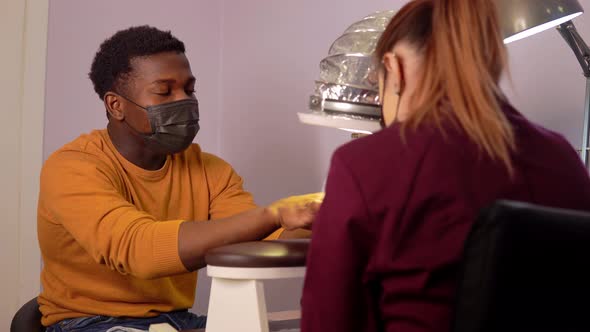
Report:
557,21,590,167
557,21,590,77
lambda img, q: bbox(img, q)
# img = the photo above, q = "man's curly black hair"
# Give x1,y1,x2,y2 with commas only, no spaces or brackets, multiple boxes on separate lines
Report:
89,25,186,100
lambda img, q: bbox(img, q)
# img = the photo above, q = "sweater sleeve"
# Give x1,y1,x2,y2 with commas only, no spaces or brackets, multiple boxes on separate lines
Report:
39,150,188,279
203,152,258,220
202,152,285,240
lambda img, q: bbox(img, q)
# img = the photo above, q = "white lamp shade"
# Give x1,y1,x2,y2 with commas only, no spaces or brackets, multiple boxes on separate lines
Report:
498,0,584,44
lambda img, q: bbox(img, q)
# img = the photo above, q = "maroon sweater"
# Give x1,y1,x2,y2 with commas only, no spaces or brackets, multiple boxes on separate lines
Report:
301,104,590,332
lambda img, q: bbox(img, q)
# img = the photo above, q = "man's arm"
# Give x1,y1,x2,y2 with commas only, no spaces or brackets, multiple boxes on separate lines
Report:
179,191,321,270
178,207,278,270
41,151,315,279
40,151,188,279
204,152,321,242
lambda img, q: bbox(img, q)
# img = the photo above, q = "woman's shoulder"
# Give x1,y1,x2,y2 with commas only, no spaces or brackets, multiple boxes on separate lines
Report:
333,122,445,166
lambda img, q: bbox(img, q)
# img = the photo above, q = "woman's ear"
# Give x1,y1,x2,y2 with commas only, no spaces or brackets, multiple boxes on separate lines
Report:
382,52,404,95
104,92,125,121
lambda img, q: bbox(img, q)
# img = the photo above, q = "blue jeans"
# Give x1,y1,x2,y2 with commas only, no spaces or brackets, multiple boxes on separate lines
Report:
46,310,207,332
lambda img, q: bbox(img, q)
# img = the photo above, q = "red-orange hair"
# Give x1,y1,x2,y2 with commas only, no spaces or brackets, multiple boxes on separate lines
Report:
375,0,515,172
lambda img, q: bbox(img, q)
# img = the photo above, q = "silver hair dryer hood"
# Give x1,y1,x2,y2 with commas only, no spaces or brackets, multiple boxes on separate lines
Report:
298,10,395,134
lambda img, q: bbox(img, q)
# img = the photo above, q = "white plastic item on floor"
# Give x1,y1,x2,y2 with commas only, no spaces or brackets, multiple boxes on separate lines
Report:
148,322,178,332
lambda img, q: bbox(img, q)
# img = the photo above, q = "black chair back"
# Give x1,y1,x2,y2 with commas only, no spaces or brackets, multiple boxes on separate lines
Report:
453,200,590,332
11,297,44,332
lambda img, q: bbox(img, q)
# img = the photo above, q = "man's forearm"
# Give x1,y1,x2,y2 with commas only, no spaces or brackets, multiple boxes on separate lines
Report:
178,207,279,271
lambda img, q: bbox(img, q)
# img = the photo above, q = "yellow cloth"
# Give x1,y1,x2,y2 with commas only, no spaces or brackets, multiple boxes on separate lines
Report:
38,129,273,325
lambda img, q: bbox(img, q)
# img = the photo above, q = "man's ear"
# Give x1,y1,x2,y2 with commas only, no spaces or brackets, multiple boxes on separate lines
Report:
104,92,125,121
382,52,404,95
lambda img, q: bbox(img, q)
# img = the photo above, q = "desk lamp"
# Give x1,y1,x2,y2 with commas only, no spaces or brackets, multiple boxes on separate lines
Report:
499,0,588,167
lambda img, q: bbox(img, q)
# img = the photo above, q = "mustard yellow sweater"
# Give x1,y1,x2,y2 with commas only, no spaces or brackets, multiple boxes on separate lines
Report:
37,130,281,326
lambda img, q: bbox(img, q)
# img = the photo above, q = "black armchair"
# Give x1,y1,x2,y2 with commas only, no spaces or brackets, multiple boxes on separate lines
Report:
453,200,590,332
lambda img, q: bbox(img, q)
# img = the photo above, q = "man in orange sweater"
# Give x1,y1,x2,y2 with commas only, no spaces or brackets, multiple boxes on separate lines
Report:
38,26,319,332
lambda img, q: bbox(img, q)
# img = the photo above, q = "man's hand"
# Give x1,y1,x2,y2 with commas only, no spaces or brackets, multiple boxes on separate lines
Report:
277,201,321,230
268,193,324,231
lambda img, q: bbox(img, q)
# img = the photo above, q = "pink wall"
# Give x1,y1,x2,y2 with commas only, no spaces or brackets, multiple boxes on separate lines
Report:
45,0,590,316
216,0,405,312
218,0,590,207
217,0,590,311
218,1,394,206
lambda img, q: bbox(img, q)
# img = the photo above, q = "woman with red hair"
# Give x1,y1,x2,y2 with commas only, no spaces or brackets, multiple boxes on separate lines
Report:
301,1,590,331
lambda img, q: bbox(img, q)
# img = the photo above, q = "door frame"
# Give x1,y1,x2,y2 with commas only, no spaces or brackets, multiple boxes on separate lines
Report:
0,0,49,325
19,0,49,306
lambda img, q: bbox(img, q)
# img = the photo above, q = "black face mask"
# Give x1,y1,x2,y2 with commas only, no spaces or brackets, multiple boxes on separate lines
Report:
121,96,200,154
